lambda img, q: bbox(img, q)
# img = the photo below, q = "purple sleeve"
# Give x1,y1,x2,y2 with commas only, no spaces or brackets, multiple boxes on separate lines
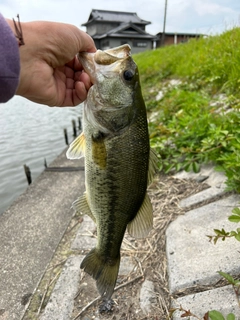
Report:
0,13,20,103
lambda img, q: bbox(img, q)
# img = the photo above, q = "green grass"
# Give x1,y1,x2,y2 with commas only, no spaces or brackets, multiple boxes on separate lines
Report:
135,28,240,95
133,28,240,193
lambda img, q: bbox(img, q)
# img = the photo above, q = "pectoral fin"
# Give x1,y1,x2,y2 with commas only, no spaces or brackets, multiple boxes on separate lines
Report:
148,148,159,185
66,132,86,159
72,193,96,223
127,193,153,238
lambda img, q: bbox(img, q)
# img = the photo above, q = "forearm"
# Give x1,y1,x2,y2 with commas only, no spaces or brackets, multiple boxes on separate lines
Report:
0,15,20,103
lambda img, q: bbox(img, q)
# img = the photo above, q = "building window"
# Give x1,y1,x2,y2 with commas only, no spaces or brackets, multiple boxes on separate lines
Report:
133,41,147,47
101,40,109,47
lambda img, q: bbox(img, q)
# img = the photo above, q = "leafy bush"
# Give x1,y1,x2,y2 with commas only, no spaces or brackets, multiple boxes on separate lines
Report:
134,28,240,193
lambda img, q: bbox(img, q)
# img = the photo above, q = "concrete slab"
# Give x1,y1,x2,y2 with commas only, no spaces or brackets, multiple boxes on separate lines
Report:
139,280,157,315
172,285,240,319
166,194,240,294
174,164,227,188
180,186,226,208
118,256,135,276
71,215,97,251
40,255,84,320
0,150,85,320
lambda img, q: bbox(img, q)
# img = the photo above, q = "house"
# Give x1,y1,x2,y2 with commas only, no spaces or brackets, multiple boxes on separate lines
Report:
82,9,158,54
156,32,202,47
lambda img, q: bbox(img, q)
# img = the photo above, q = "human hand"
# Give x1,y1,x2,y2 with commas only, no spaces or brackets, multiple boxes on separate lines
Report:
7,19,96,106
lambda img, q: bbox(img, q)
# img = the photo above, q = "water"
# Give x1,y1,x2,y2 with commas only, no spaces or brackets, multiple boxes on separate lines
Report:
0,96,82,215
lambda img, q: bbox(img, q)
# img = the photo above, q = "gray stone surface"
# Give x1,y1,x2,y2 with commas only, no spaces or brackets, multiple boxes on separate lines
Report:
174,164,227,188
180,186,226,208
71,215,97,251
166,194,240,294
172,285,240,319
0,150,85,320
40,255,84,320
118,256,135,276
139,280,157,315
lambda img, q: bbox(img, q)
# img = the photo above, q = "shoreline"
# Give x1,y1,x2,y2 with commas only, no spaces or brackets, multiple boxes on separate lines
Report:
0,148,85,320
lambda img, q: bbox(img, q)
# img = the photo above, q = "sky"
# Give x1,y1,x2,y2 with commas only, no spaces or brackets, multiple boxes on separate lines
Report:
1,0,240,36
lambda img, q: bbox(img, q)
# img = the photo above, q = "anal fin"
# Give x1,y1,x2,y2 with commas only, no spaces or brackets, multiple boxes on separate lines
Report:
127,193,153,239
148,148,159,185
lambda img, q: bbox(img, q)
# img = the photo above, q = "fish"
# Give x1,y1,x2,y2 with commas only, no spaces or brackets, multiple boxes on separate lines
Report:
66,44,158,301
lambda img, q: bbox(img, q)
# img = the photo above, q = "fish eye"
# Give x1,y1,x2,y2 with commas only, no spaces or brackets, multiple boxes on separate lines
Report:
123,70,134,81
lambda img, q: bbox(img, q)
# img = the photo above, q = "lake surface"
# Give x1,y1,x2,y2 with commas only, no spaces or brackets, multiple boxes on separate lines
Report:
0,96,82,215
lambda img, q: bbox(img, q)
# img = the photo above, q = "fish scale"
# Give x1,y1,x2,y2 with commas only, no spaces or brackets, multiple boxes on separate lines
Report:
66,44,158,301
86,128,148,258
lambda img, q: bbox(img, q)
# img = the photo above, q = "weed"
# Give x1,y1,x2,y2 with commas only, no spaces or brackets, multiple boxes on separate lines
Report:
134,28,240,192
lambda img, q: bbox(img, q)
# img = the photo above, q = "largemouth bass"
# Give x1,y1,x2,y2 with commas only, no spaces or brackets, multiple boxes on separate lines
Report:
67,44,158,300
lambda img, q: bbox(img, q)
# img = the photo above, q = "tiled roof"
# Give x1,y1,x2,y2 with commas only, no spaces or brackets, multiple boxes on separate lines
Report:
92,22,157,40
82,9,151,26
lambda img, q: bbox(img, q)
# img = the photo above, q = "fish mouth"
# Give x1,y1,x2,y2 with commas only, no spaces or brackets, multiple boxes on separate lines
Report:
78,44,131,84
97,44,131,61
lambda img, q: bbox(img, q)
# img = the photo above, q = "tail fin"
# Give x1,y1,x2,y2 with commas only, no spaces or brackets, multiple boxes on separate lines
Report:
80,248,120,299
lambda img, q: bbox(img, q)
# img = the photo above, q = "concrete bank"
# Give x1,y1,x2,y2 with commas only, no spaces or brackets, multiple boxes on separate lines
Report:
0,149,85,320
170,166,240,319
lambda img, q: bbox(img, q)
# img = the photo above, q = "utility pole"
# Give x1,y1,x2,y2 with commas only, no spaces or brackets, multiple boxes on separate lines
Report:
161,0,168,46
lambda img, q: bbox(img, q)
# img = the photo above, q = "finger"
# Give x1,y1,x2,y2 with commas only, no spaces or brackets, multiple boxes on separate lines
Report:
74,81,88,104
73,55,85,71
75,71,92,90
75,28,96,53
65,56,83,71
66,78,74,89
64,65,75,79
44,23,96,67
60,88,77,107
60,82,88,107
